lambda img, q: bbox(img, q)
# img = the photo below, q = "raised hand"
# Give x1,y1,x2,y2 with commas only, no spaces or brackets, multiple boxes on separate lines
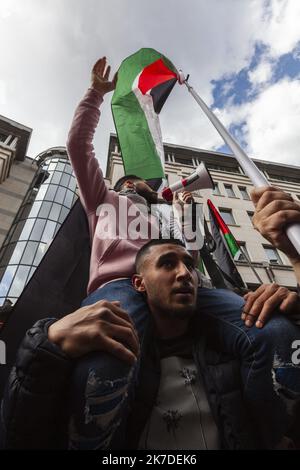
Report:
91,56,117,95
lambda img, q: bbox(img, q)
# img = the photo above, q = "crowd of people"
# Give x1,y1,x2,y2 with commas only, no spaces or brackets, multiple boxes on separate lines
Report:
1,57,300,450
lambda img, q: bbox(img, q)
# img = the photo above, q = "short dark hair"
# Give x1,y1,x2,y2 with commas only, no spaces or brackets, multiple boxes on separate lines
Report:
135,238,185,273
113,174,143,192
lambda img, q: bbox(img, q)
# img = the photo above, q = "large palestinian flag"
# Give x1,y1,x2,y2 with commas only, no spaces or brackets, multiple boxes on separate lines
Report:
111,48,178,181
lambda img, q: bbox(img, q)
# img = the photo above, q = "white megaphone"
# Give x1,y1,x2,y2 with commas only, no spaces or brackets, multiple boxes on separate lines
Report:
161,162,214,201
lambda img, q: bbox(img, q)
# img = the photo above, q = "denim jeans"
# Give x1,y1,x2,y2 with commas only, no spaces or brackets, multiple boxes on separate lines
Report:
69,279,300,449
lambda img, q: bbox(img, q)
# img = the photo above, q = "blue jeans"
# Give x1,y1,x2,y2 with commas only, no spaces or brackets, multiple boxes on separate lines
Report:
69,279,300,449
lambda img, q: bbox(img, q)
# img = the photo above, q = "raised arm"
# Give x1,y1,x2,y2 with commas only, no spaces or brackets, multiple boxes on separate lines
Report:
66,57,117,213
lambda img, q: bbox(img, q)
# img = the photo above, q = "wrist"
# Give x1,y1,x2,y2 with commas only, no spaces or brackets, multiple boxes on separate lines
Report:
48,322,64,349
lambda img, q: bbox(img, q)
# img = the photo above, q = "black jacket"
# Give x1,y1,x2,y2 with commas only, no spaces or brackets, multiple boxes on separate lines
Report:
0,316,258,450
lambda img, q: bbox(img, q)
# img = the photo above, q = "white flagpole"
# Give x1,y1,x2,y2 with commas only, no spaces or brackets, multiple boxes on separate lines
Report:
180,73,300,255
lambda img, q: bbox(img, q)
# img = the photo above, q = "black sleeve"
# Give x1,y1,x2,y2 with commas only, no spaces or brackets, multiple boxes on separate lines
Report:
0,318,73,449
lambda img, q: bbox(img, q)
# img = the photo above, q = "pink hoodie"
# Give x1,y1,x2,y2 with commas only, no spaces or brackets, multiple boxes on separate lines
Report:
66,88,158,294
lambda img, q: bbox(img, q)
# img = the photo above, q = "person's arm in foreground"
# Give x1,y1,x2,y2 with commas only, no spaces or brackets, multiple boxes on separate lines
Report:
66,57,117,213
251,186,300,284
0,301,138,449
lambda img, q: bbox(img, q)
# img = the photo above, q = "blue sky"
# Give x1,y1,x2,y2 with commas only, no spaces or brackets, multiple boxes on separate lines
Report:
1,0,300,167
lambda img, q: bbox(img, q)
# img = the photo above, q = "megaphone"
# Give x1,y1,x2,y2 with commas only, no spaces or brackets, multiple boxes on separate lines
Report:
161,162,214,201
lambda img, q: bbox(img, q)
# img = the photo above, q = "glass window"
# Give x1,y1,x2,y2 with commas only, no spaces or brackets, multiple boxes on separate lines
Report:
64,164,73,175
49,203,61,221
68,177,77,191
36,184,48,201
0,265,17,297
29,219,46,241
264,246,282,265
11,221,26,243
48,162,57,171
38,201,52,219
247,211,254,222
224,184,236,198
8,265,30,298
56,162,65,172
235,242,249,262
9,241,27,264
41,220,56,243
60,173,71,187
28,201,42,218
50,172,62,185
27,266,36,284
20,241,38,265
45,184,58,201
19,219,35,240
212,183,221,196
59,206,69,224
33,243,48,266
55,187,66,204
219,208,235,225
239,186,250,200
19,203,32,220
0,243,16,268
64,189,74,208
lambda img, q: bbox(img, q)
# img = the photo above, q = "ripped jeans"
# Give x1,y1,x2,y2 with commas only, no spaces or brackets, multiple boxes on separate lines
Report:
68,279,300,449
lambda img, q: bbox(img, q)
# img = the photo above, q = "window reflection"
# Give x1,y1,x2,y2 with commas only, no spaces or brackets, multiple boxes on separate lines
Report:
19,219,35,240
56,162,65,172
29,201,42,218
8,265,30,298
59,206,68,224
64,190,74,208
45,185,58,201
0,265,17,297
0,243,16,267
68,177,77,191
41,220,56,243
34,243,48,266
48,162,57,171
60,173,71,187
49,203,61,221
55,187,66,204
51,172,62,185
29,219,46,241
9,241,27,264
36,184,48,201
38,201,52,219
11,221,26,243
21,241,38,265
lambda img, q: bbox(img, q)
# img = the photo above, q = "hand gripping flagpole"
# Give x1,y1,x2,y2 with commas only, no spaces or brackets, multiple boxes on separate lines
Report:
178,71,300,256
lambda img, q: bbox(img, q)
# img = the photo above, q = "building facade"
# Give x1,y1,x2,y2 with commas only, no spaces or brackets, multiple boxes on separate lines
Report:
0,115,35,249
106,133,300,290
0,147,77,310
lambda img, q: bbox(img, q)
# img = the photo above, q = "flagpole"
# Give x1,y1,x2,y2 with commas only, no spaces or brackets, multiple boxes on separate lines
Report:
181,74,300,256
239,245,263,284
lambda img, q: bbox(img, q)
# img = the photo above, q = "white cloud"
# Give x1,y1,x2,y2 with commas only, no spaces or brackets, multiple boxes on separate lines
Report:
214,78,300,166
258,0,300,59
248,60,274,86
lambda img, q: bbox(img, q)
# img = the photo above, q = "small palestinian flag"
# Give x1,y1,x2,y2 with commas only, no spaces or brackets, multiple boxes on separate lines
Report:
111,48,178,181
207,199,245,289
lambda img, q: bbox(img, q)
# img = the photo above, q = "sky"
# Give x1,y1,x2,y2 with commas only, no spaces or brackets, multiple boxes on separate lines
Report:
1,0,300,171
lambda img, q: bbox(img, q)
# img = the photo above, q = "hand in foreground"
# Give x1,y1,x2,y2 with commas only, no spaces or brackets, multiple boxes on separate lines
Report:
242,283,300,328
251,186,300,263
91,56,117,95
48,300,139,365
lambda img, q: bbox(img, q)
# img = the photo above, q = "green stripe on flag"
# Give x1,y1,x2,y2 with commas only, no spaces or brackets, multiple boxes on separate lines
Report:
224,233,240,258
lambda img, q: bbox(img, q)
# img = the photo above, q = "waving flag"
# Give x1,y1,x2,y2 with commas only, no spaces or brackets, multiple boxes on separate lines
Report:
111,48,178,181
207,199,245,289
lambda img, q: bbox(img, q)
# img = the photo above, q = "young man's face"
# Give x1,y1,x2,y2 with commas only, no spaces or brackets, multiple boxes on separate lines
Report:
122,179,158,203
133,243,198,319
